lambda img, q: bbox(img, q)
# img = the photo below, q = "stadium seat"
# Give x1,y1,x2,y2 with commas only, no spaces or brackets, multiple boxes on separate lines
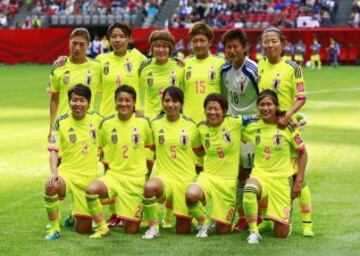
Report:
99,15,107,25
107,14,114,25
83,15,91,25
75,15,83,25
59,15,67,26
92,15,99,25
51,15,59,26
115,14,123,22
67,15,75,25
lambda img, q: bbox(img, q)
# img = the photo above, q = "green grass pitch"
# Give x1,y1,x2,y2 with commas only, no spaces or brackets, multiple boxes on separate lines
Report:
0,64,359,256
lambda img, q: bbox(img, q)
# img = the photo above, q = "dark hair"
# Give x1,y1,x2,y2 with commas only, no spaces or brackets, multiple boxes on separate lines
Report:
257,89,279,106
222,29,248,48
114,84,137,102
68,84,91,102
162,86,184,105
70,28,90,43
189,22,214,41
108,22,132,38
203,93,228,114
261,27,285,44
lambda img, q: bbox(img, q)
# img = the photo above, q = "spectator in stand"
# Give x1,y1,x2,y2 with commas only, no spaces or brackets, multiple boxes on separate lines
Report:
90,35,103,58
101,35,110,53
0,12,7,27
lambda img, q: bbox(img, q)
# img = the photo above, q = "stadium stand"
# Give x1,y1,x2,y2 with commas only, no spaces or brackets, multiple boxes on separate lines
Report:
349,0,360,27
0,0,20,28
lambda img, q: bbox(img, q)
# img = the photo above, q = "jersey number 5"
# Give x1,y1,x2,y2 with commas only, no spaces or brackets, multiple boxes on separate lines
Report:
170,145,177,159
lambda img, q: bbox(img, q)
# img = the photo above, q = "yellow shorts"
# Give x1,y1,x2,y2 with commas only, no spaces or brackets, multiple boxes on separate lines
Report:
60,172,97,218
100,173,146,222
195,173,237,225
252,175,292,225
294,54,304,62
156,175,194,219
311,54,320,62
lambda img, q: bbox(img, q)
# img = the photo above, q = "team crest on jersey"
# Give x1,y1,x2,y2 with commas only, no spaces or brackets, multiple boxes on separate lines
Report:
169,70,177,86
238,76,246,92
125,59,133,73
209,65,216,80
205,133,210,149
179,129,189,149
147,72,153,87
69,133,77,143
273,132,282,145
158,129,165,145
63,71,70,84
111,128,118,144
255,130,261,145
89,123,96,140
132,127,140,148
85,69,93,86
273,73,281,90
222,128,232,143
103,61,110,75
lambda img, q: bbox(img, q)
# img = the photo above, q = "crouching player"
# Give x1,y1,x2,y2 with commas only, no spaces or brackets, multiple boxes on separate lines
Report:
242,90,308,244
44,84,103,240
85,85,153,238
185,93,249,237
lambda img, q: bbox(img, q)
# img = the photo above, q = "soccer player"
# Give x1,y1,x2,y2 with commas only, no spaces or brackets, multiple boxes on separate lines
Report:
44,84,103,240
310,38,322,70
258,27,314,237
47,28,101,141
96,22,147,117
282,40,294,61
142,87,202,239
294,39,306,66
185,93,250,238
220,29,259,232
85,85,153,238
139,30,184,120
242,89,308,244
183,22,225,123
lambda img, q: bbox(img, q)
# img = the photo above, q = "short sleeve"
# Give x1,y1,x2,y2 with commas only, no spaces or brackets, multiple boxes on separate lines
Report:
145,119,154,148
48,120,60,151
291,64,306,100
47,70,59,94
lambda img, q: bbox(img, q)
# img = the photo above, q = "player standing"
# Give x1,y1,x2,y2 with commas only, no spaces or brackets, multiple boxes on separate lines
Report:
47,28,101,141
142,86,203,239
220,29,259,232
242,89,308,244
85,85,153,238
310,38,322,69
44,84,103,240
258,27,314,237
183,22,225,123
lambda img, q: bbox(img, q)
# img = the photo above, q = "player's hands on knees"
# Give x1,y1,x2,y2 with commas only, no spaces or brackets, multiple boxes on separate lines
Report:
53,56,67,68
47,174,60,188
291,180,302,199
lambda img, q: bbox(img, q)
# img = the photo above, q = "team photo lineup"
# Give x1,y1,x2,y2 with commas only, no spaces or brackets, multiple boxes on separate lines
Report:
42,21,314,245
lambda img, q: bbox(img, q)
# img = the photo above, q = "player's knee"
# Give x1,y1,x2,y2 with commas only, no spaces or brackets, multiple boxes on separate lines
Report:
143,181,158,198
45,183,57,196
185,187,200,205
86,183,99,195
274,222,290,238
124,221,140,234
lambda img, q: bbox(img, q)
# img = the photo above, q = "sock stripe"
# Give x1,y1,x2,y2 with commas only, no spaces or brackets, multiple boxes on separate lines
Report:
44,194,59,203
86,194,99,202
143,196,156,205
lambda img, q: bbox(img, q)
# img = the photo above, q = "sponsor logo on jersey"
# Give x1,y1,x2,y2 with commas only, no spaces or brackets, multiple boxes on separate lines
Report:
238,76,246,92
63,71,70,84
103,61,109,75
69,133,77,143
169,70,177,86
147,72,153,87
132,127,140,148
159,129,165,145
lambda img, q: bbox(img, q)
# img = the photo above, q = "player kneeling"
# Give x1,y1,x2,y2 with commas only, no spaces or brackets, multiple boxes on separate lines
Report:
44,84,103,240
85,85,154,238
242,90,308,244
